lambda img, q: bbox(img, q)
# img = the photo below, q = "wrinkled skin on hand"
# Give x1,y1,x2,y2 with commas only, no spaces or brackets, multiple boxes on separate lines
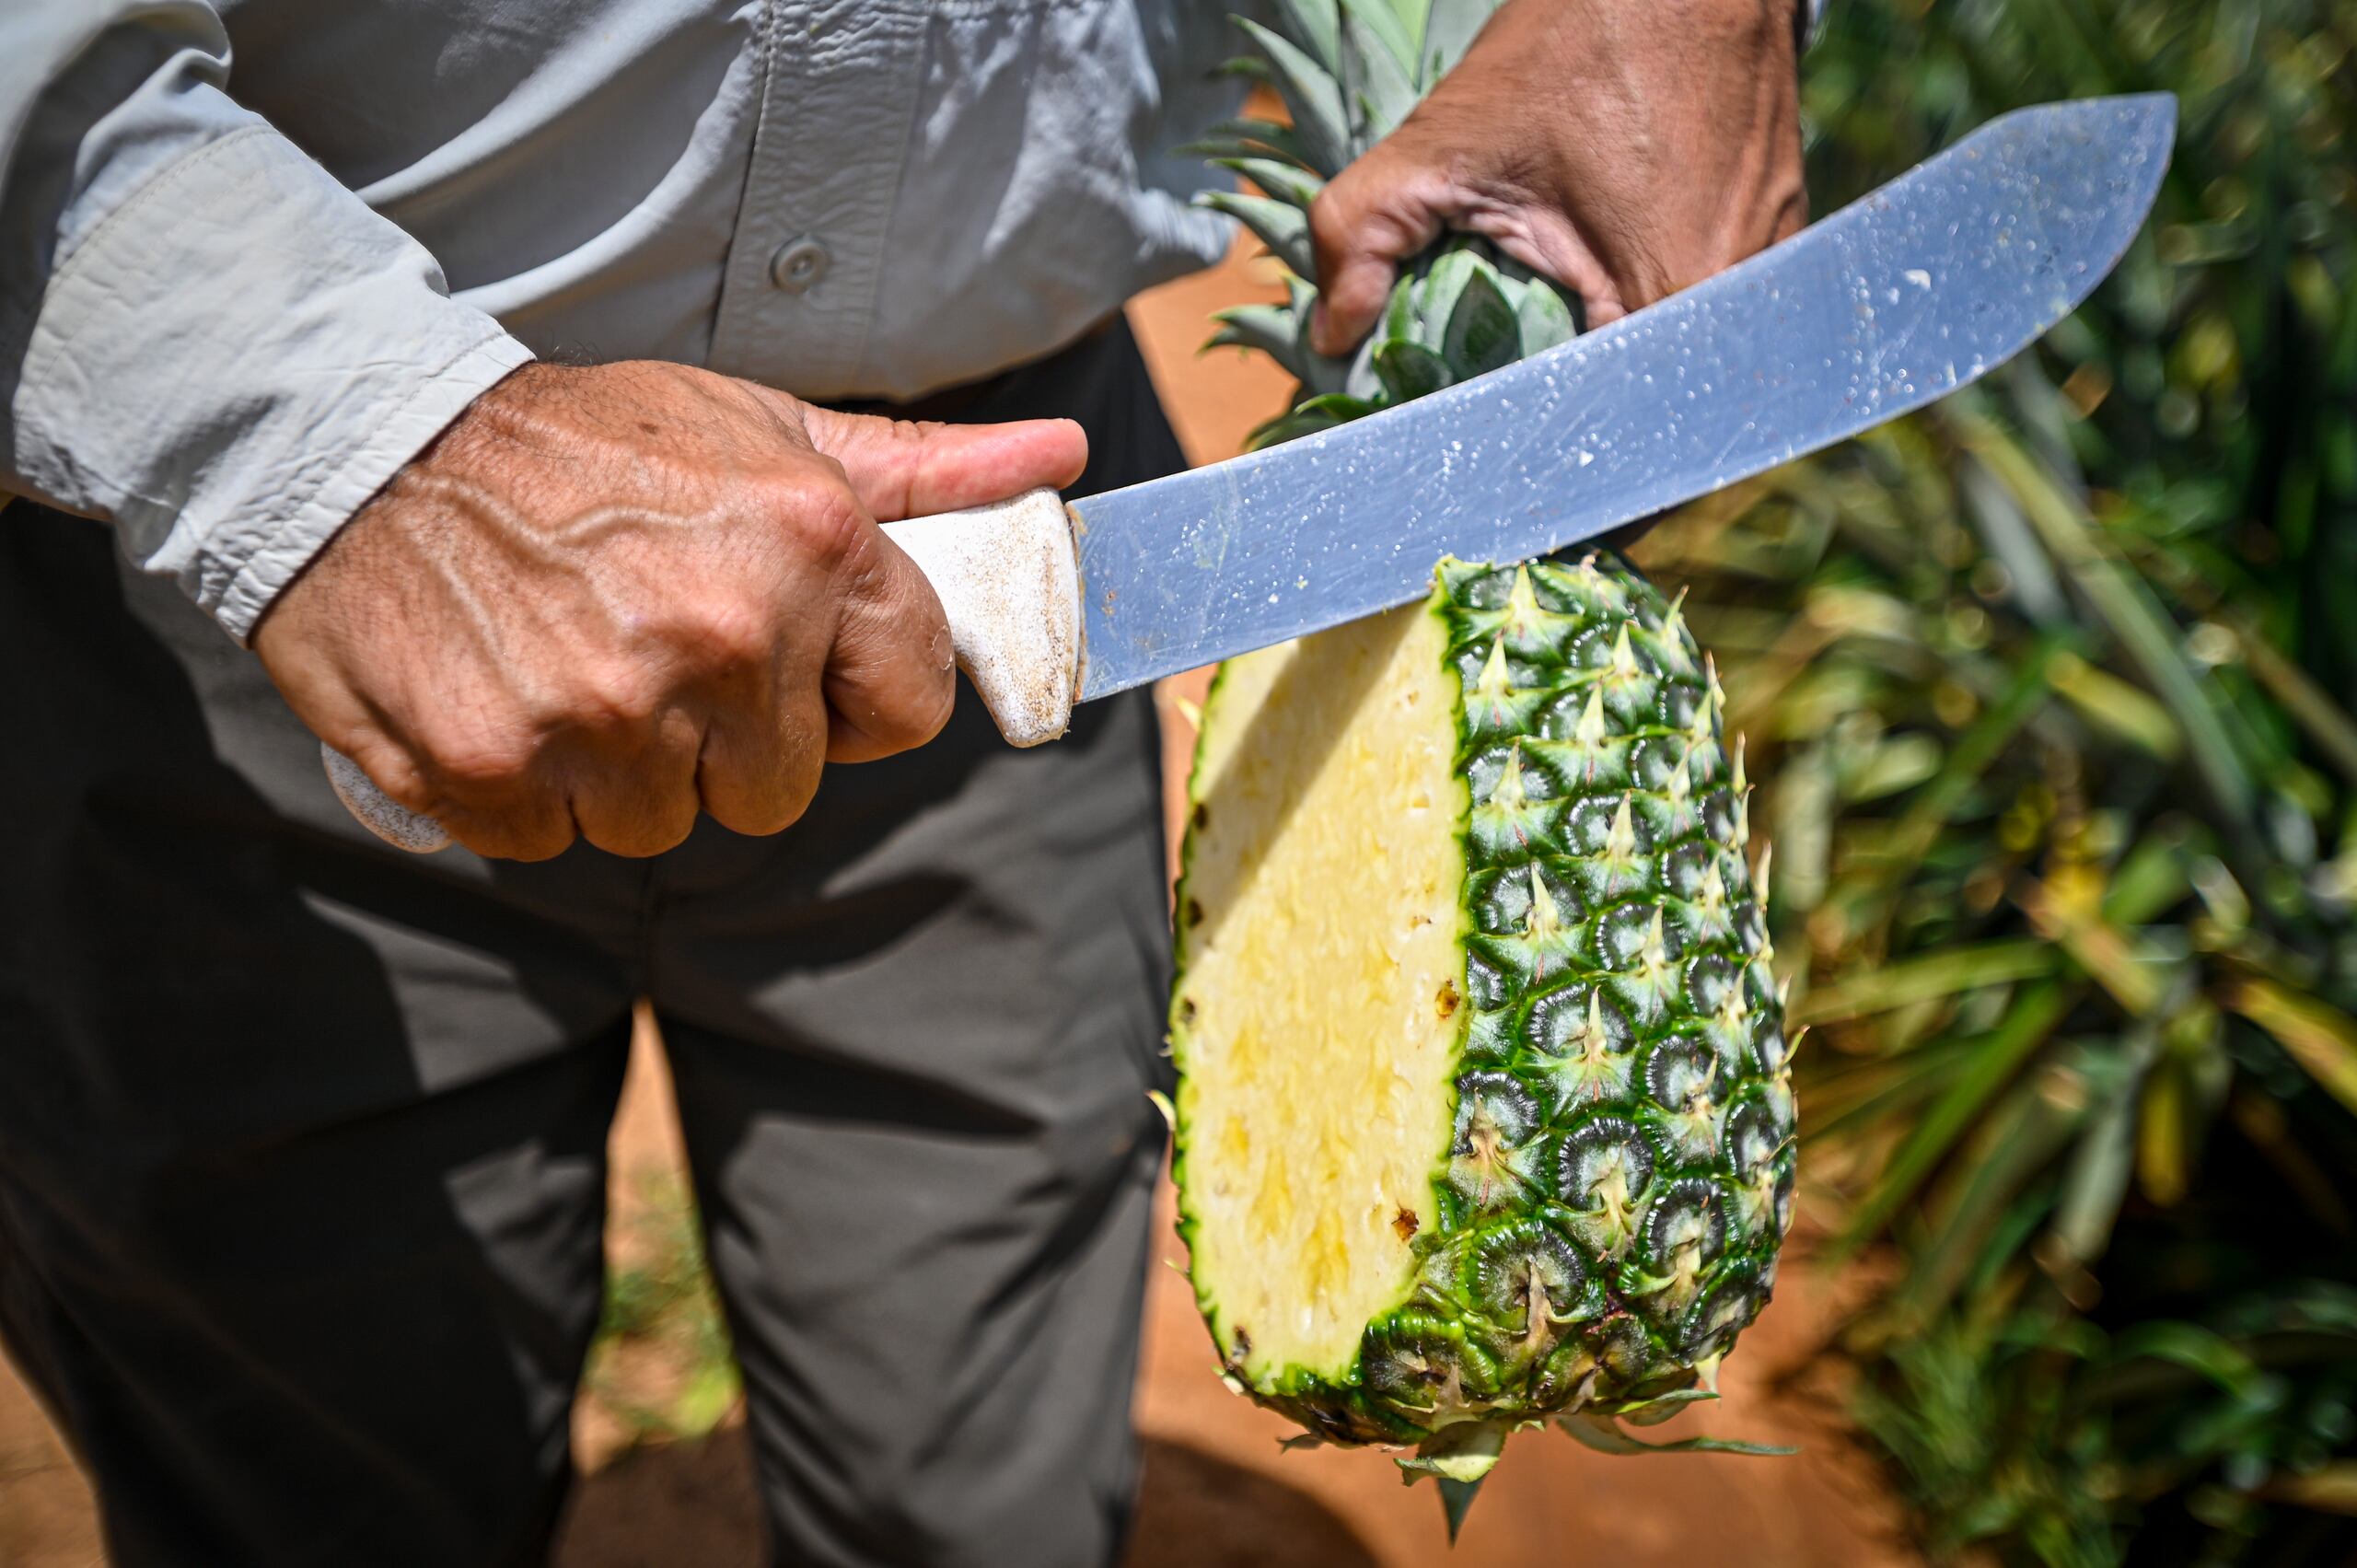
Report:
1307,0,1808,355
254,360,1086,861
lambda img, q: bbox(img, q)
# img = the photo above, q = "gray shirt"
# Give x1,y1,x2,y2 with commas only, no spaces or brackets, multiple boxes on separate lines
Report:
2,2,1245,641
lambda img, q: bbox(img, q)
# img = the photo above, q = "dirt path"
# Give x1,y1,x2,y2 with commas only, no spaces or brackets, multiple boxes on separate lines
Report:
0,238,1915,1567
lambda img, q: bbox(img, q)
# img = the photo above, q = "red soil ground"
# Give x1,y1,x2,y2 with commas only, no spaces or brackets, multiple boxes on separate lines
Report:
0,238,1916,1568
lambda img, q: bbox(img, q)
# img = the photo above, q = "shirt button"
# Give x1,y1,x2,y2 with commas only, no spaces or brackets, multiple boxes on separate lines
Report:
770,237,829,294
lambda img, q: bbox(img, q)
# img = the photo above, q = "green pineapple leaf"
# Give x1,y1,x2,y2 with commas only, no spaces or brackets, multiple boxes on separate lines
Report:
1196,190,1316,279
1420,0,1505,78
1208,156,1323,211
1208,304,1310,382
1180,118,1319,171
1245,404,1350,449
1557,1411,1796,1458
1268,0,1342,74
1515,277,1579,354
1615,1387,1724,1426
1293,391,1381,423
1437,1477,1485,1541
1441,264,1519,379
1337,0,1420,78
1375,338,1452,401
1338,5,1420,144
1234,17,1351,172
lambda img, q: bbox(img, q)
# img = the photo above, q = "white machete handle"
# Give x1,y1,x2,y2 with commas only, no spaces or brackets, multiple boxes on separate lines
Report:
321,486,1082,854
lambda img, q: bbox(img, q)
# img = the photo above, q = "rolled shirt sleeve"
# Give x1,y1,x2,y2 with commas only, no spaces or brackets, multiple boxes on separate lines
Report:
2,4,534,642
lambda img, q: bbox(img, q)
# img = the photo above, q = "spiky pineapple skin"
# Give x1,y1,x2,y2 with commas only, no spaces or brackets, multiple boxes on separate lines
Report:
1170,550,1794,1449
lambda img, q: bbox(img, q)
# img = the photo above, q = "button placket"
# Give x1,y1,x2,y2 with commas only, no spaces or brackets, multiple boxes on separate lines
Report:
705,0,923,396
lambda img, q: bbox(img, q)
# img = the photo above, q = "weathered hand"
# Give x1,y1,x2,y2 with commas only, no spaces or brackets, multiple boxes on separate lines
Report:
1307,0,1807,354
253,360,1086,861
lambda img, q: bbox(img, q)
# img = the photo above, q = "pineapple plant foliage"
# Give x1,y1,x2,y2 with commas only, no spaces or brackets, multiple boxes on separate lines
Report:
1168,0,1796,1527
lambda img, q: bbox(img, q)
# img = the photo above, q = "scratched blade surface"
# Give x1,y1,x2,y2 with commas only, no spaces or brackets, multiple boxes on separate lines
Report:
1071,94,2174,699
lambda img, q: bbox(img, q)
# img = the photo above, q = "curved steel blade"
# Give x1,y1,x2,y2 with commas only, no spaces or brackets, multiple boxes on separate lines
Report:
1073,93,2176,698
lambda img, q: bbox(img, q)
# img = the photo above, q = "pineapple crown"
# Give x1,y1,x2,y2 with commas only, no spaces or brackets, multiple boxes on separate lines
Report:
1192,0,1581,447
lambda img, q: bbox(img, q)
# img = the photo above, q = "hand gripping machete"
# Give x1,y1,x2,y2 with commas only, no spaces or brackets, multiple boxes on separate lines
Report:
327,94,2176,853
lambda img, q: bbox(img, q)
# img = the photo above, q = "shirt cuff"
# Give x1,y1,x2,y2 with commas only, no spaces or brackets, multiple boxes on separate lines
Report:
11,124,536,643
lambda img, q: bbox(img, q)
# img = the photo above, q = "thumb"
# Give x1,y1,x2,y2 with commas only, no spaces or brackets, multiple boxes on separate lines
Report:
799,408,1087,522
1307,150,1446,357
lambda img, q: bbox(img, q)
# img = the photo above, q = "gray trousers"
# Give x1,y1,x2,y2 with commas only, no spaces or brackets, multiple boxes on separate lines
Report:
0,324,1178,1568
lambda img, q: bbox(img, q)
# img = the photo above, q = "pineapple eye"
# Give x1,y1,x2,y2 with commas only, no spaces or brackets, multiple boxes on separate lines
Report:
1557,1117,1655,1210
1629,737,1685,790
1585,1310,1655,1385
1643,1040,1716,1109
1566,795,1646,855
1599,901,1677,969
1680,1267,1762,1361
1457,567,1518,610
1451,1073,1541,1150
1724,1098,1784,1178
1662,842,1715,899
1467,1221,1588,1320
1523,563,1582,614
1702,787,1742,844
1471,862,1582,935
1471,866,1532,934
1362,1311,1501,1407
1565,624,1620,672
1464,950,1509,1010
1447,1072,1545,1211
1641,1177,1729,1272
1661,678,1707,732
1684,952,1737,1013
1527,983,1632,1058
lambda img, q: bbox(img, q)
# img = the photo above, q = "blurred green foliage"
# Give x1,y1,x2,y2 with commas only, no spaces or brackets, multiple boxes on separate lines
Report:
1640,0,2357,1561
582,1172,741,1446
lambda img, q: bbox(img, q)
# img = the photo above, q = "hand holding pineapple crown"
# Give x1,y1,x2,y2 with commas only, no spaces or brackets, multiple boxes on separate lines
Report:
1200,0,1805,444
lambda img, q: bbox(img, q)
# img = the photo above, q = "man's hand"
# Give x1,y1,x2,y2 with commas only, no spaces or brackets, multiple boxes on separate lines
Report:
254,361,1086,861
1307,0,1806,354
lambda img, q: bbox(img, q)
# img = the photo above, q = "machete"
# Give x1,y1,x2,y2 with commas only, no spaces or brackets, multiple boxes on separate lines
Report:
328,94,2176,851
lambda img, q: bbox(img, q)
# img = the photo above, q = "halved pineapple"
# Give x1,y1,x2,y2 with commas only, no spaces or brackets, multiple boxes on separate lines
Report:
1170,553,1795,1497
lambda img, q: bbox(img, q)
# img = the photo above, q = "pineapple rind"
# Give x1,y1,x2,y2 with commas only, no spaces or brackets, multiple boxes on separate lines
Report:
1171,552,1794,1453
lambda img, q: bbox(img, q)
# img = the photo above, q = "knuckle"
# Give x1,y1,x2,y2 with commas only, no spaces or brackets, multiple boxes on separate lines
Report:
424,729,538,796
690,596,774,673
572,660,665,729
794,479,875,575
774,752,824,826
447,813,573,864
895,668,958,750
344,740,439,815
586,809,694,860
707,792,798,840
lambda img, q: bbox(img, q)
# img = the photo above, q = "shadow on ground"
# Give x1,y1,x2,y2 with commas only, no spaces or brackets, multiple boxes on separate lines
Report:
551,1425,761,1568
549,1425,1379,1568
1124,1437,1381,1568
